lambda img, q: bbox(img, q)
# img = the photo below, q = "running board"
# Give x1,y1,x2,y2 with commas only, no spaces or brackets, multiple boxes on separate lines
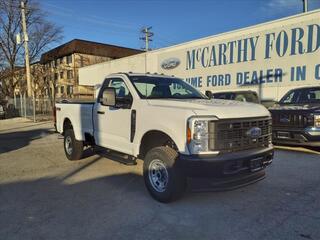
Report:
94,146,137,166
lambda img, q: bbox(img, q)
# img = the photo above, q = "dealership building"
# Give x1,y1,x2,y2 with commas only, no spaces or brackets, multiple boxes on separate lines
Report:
79,10,320,101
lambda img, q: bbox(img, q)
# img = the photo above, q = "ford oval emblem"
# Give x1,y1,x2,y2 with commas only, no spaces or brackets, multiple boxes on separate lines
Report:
161,57,180,70
246,127,262,139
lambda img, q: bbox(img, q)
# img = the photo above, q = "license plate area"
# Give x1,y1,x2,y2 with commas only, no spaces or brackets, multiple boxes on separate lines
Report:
277,131,290,139
250,157,263,172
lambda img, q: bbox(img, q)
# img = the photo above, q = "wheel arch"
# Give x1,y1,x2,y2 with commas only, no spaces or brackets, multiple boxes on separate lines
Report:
63,117,73,134
138,130,179,159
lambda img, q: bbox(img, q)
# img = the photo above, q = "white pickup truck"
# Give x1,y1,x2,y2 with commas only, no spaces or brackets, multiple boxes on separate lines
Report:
56,73,273,202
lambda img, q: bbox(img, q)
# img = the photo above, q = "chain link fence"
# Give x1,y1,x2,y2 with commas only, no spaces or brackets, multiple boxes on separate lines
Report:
2,96,54,121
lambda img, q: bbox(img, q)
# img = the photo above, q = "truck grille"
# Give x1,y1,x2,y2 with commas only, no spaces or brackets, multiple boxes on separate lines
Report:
272,113,309,128
208,117,272,153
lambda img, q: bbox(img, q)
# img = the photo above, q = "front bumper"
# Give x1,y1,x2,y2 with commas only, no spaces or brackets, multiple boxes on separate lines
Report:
272,127,320,147
178,147,273,178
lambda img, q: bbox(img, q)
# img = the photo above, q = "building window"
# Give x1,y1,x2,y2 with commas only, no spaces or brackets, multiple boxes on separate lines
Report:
67,85,73,95
54,73,58,80
66,55,72,64
54,59,58,66
80,55,84,67
59,57,63,65
67,70,73,79
60,71,64,79
60,86,64,94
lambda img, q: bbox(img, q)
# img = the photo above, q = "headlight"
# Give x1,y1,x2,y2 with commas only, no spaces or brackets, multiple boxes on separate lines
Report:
314,115,320,128
187,116,218,154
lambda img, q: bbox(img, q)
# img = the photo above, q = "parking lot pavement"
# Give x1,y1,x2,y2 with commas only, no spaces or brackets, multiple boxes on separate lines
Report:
0,118,319,240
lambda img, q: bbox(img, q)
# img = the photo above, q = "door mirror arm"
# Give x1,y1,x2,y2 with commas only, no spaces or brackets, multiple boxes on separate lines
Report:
205,90,213,99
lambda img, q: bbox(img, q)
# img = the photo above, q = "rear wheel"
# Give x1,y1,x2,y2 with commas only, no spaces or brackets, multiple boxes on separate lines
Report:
64,129,84,160
143,146,186,203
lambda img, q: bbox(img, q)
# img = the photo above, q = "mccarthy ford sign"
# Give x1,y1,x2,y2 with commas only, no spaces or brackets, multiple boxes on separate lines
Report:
185,24,320,70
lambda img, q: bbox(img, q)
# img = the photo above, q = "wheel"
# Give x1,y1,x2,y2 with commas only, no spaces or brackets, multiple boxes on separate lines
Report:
143,146,186,203
64,129,84,161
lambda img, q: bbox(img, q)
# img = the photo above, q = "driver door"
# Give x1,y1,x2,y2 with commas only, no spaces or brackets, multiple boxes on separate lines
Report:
93,78,134,155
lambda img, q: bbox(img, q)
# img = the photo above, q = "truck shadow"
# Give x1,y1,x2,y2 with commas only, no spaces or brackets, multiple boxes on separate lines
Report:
0,128,54,155
0,172,147,239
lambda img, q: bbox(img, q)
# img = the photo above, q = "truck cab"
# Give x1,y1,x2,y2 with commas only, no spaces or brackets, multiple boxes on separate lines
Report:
56,73,273,202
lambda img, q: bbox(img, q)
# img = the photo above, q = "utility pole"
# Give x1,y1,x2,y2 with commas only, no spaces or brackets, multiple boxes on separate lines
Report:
21,1,35,122
21,1,32,97
140,27,154,51
302,0,308,12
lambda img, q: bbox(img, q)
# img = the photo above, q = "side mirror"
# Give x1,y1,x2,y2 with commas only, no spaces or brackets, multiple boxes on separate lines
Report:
101,87,116,107
205,90,213,99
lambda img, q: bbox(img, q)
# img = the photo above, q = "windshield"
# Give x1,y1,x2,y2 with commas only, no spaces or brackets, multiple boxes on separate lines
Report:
234,92,259,103
280,87,320,104
129,76,207,99
213,92,259,103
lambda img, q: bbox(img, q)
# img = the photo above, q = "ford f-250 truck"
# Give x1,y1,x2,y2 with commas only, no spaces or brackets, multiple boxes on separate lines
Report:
55,73,273,202
270,86,320,147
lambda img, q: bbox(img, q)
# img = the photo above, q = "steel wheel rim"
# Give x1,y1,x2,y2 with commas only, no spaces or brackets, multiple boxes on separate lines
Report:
65,136,73,155
148,159,169,193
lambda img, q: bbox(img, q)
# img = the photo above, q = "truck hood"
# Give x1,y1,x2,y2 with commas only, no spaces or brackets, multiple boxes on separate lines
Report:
146,99,270,119
270,104,320,112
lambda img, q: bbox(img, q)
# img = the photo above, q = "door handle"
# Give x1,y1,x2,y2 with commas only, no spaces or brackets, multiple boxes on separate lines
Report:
97,111,105,114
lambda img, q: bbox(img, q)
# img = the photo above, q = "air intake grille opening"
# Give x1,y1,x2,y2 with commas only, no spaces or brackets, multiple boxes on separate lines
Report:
208,117,272,153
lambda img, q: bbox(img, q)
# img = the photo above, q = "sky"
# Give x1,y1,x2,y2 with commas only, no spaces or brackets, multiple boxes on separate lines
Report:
40,0,320,50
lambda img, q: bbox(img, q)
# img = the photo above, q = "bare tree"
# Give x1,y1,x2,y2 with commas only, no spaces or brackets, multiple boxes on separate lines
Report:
0,0,62,98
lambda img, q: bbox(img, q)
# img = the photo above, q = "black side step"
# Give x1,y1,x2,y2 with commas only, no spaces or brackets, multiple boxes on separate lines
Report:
94,146,137,166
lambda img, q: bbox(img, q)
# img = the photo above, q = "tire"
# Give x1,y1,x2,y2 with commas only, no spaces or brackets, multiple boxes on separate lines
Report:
64,129,84,161
143,146,186,203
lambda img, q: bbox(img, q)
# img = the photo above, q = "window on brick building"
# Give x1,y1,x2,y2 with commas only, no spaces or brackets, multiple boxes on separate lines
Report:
66,55,72,64
67,70,73,79
67,85,73,95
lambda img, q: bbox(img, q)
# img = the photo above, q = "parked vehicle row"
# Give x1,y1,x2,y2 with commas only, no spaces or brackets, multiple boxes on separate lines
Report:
55,73,273,202
269,87,320,147
208,87,320,147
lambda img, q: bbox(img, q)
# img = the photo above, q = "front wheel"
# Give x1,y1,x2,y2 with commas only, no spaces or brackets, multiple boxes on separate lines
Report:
64,129,84,161
143,146,186,203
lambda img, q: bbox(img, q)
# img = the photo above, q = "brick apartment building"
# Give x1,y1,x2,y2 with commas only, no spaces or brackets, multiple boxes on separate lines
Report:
40,39,143,99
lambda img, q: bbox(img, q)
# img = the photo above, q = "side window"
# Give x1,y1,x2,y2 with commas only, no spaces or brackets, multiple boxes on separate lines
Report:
108,79,131,98
305,89,320,102
99,78,131,99
98,78,133,108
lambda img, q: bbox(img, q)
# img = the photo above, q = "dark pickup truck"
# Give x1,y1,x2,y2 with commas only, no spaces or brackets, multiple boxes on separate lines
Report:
269,87,320,147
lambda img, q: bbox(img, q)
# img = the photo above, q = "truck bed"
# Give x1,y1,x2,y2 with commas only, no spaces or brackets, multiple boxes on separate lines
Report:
55,101,94,140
